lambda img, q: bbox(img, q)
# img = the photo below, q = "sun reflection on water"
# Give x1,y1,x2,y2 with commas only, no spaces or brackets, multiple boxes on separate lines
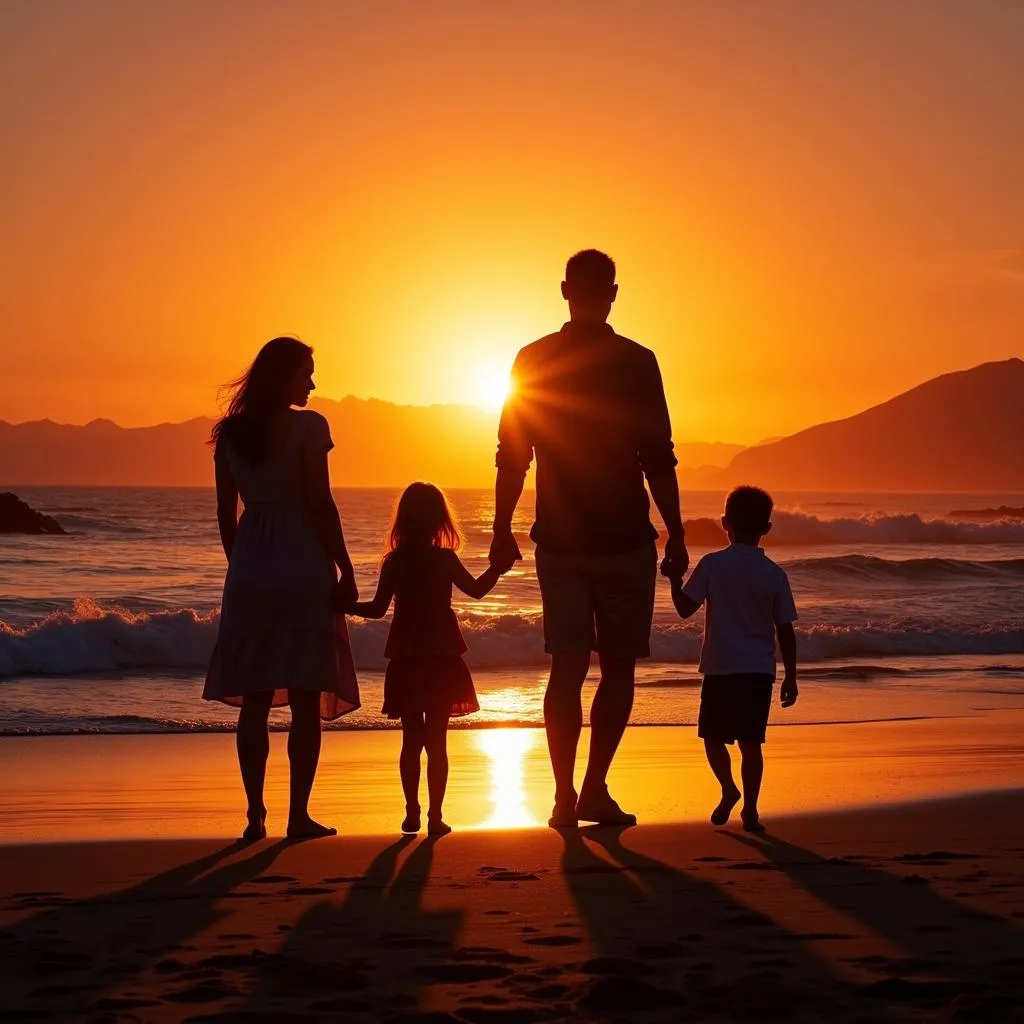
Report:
473,728,539,829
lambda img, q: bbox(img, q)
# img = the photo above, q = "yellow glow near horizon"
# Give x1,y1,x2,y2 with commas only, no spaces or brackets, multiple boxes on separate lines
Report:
474,728,538,830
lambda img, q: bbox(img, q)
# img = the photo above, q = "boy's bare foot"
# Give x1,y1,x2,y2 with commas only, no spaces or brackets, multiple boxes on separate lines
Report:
741,812,766,833
710,785,741,826
427,817,452,836
402,808,421,834
286,816,337,840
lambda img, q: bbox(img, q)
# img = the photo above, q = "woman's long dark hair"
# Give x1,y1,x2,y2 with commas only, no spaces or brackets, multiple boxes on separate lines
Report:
210,337,313,463
386,483,462,559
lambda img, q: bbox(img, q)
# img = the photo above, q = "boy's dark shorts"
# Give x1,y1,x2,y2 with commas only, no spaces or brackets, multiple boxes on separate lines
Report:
698,673,774,745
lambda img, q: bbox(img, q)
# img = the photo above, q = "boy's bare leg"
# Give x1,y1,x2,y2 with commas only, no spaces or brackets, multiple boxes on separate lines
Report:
737,740,765,831
703,738,742,826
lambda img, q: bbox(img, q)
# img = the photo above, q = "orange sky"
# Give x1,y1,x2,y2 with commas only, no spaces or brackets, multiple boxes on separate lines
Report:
2,1,1022,444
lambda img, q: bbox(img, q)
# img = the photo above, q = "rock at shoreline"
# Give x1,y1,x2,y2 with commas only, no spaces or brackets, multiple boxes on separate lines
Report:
0,492,67,535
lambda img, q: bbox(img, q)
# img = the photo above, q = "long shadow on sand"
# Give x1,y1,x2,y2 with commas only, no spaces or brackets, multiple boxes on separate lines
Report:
208,833,469,1021
723,828,1024,1020
560,826,859,1021
0,838,289,1019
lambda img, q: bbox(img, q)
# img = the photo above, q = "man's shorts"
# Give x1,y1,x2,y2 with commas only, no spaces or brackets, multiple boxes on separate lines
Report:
697,673,774,745
534,544,657,658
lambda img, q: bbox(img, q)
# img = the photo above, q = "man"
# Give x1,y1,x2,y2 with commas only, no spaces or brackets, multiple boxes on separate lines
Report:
490,249,688,828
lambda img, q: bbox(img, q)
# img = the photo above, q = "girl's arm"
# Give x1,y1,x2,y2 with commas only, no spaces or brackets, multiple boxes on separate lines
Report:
214,452,239,561
301,448,357,595
448,552,505,600
349,561,395,619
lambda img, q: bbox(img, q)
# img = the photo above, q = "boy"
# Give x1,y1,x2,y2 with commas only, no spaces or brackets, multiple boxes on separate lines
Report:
668,486,798,832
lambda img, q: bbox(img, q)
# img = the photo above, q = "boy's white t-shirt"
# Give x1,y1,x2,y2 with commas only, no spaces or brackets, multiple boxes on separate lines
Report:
682,543,797,676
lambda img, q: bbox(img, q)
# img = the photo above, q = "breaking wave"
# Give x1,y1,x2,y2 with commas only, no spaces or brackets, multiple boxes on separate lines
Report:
2,599,1023,679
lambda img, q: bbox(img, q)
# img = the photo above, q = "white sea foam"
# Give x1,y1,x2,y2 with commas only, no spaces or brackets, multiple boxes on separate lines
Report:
2,599,1023,678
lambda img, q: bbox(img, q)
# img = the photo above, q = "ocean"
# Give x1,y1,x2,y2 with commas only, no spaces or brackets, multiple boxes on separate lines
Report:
1,486,1023,734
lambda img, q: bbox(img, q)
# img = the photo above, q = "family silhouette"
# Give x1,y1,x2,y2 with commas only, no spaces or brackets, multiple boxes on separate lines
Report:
203,249,799,840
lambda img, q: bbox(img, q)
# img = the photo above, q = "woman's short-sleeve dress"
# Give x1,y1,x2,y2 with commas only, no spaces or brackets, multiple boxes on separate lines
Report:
203,410,360,719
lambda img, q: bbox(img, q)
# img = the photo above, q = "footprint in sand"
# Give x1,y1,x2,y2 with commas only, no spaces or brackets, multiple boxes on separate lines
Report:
523,935,581,947
249,875,298,884
481,870,540,882
165,980,241,1004
285,886,336,895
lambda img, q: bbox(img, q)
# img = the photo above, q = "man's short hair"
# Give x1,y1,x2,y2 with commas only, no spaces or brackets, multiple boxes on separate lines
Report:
565,249,616,298
725,486,774,536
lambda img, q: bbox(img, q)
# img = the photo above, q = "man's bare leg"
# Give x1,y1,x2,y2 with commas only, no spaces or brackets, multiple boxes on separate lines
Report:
704,738,742,826
543,651,590,825
577,652,637,824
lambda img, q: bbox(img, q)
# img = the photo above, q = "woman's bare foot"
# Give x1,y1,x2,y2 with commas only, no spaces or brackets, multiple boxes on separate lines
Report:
427,817,452,836
402,807,421,834
710,785,741,826
286,815,337,840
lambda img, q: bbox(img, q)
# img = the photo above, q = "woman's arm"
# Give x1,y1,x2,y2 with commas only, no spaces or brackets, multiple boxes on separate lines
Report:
301,449,356,592
449,552,505,600
214,453,239,561
349,563,395,619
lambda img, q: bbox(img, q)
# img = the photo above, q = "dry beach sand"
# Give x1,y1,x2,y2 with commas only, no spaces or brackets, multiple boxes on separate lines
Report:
1,793,1022,1022
1,715,1023,1022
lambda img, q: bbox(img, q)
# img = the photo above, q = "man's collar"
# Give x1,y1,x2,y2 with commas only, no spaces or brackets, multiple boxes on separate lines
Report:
561,320,614,336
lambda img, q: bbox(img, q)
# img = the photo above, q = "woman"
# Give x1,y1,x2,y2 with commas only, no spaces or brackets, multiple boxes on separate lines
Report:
204,336,359,840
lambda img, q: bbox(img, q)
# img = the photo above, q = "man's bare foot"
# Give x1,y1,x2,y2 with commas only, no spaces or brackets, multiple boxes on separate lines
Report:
710,785,741,826
576,787,637,827
402,807,421,834
286,816,337,840
427,817,452,836
741,811,766,833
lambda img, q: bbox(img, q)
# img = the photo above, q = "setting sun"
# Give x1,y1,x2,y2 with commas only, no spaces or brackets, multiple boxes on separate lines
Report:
475,367,514,412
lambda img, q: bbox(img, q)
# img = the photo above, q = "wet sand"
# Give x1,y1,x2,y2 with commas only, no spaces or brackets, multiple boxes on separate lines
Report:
1,791,1022,1022
2,713,1023,842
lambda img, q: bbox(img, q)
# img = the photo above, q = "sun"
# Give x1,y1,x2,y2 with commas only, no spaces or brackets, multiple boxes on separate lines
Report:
474,367,514,412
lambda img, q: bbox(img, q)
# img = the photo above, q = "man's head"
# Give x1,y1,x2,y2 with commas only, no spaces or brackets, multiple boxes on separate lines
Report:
722,485,774,544
561,249,617,323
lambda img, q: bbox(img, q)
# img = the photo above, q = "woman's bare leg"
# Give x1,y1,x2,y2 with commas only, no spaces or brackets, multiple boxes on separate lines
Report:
286,689,335,838
400,714,426,831
237,691,273,839
424,710,451,834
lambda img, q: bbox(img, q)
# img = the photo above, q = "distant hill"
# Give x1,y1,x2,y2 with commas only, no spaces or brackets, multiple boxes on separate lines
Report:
713,358,1024,491
0,397,740,487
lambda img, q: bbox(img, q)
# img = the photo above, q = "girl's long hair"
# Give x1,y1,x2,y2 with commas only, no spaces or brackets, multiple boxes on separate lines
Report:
386,483,462,559
210,337,313,464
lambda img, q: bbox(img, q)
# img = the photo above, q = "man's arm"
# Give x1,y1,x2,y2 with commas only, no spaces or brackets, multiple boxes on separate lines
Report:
637,352,688,578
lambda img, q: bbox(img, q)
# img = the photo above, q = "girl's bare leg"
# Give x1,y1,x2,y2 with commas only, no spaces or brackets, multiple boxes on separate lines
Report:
237,691,273,839
424,710,452,834
400,714,426,831
286,689,335,838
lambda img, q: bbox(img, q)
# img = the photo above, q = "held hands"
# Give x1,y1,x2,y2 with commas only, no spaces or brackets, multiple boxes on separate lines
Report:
659,532,689,584
489,528,522,572
332,575,358,614
780,675,799,708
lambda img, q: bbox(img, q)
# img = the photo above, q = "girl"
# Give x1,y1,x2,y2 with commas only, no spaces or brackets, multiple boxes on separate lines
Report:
349,483,513,835
204,336,360,841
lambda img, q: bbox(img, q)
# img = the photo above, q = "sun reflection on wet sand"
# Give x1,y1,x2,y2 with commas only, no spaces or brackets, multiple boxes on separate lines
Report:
473,728,539,829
